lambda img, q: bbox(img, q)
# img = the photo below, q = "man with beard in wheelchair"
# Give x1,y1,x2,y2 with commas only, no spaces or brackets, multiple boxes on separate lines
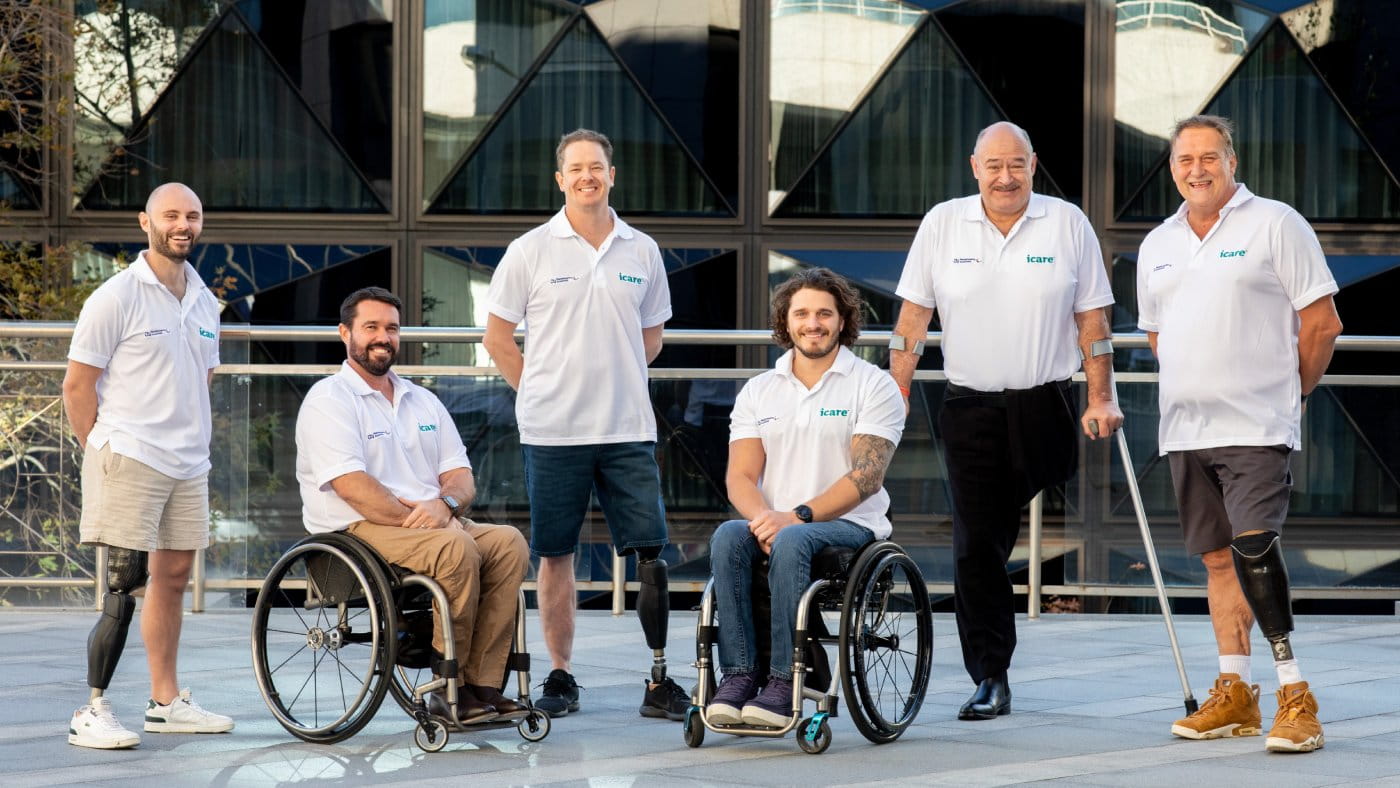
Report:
707,268,905,725
295,286,529,724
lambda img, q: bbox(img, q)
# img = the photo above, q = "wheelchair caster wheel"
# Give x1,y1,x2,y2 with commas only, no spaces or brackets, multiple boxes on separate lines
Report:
518,709,550,742
797,717,831,754
683,707,705,748
415,719,449,753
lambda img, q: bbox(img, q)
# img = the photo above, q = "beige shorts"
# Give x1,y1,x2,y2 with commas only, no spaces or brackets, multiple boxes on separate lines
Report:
79,444,210,551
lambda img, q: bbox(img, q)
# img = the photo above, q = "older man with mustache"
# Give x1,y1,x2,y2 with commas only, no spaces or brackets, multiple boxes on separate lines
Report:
888,122,1122,720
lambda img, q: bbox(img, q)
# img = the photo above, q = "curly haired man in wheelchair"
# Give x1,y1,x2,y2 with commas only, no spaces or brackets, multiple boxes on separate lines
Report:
707,268,905,726
295,286,529,725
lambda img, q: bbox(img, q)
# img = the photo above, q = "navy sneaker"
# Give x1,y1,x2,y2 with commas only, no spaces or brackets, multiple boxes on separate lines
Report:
707,672,760,725
639,676,690,721
741,676,794,727
536,669,581,718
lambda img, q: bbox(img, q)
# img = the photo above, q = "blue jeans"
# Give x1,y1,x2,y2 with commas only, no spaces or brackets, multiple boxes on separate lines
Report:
521,442,667,558
710,518,873,680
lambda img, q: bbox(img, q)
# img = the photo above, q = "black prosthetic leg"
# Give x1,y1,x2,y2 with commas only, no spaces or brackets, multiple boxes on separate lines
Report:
1231,531,1295,662
87,547,148,699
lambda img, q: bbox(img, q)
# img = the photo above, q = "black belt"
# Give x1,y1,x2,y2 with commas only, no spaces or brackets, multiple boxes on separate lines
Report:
944,378,1071,407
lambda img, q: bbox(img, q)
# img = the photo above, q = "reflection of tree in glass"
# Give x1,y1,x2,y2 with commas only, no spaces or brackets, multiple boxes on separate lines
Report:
71,0,220,198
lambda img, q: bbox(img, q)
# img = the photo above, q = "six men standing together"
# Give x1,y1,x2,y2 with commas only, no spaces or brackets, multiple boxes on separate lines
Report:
61,117,1340,754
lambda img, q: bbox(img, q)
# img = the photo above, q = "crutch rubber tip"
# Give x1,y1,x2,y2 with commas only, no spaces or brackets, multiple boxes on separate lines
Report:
1184,698,1199,714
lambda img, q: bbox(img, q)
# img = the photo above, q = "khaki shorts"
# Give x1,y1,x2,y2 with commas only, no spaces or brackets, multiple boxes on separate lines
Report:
1168,445,1292,556
79,444,210,551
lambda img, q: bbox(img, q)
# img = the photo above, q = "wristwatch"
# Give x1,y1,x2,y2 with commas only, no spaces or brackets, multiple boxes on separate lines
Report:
794,504,814,523
440,494,461,515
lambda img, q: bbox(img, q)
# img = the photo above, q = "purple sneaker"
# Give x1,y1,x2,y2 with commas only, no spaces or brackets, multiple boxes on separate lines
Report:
741,676,794,727
707,672,760,725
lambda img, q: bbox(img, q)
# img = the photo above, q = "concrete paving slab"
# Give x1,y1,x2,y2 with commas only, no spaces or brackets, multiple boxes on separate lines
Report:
0,610,1397,786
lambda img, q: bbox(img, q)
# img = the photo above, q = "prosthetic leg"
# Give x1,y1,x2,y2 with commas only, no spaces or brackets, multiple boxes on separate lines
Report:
637,549,670,683
87,547,148,700
1230,531,1295,661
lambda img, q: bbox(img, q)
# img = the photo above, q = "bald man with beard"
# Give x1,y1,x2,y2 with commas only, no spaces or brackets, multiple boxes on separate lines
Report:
889,123,1122,720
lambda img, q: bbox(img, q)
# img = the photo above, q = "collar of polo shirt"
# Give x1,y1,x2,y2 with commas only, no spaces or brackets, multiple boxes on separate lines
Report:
1167,183,1254,229
548,206,634,240
775,344,857,383
962,191,1048,226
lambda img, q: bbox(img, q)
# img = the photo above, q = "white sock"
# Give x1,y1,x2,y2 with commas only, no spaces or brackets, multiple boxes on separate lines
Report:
1219,654,1251,683
1275,658,1303,686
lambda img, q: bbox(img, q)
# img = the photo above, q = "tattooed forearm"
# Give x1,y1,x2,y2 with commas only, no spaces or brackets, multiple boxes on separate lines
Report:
845,434,896,501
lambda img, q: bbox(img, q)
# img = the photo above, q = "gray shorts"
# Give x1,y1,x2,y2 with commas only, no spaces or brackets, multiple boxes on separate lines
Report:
1167,445,1292,556
79,443,210,552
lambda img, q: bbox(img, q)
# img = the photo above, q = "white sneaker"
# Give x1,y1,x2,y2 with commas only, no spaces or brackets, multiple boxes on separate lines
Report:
144,688,234,734
69,697,140,749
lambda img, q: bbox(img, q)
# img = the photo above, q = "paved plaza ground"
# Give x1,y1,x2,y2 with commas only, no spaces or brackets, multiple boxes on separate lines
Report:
2,608,1399,786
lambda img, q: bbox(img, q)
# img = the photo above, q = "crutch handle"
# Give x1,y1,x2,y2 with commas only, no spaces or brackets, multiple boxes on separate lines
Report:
1089,419,1100,438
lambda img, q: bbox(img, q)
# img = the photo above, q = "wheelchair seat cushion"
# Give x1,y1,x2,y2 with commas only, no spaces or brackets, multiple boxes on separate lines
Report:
811,546,856,581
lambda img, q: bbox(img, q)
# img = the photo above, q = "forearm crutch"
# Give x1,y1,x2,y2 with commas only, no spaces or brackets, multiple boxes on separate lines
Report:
1094,420,1198,714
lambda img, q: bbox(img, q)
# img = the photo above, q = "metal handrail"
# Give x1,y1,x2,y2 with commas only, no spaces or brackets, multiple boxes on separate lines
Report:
3,322,1398,612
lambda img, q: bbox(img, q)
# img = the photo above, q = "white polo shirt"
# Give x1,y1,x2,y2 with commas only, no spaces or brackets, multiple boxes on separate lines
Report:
296,363,473,534
484,208,672,445
1137,184,1338,454
729,346,905,539
67,251,221,480
895,193,1113,391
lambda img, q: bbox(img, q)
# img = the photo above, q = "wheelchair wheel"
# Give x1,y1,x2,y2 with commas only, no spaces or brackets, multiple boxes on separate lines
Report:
519,708,551,742
415,718,449,753
251,537,397,743
839,543,932,744
796,716,832,754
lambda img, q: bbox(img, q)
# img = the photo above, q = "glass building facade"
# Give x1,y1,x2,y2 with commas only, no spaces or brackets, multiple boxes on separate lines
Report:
4,0,1399,605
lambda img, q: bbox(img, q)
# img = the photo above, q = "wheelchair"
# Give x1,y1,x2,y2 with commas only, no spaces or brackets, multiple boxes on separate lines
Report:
250,531,550,753
685,540,933,754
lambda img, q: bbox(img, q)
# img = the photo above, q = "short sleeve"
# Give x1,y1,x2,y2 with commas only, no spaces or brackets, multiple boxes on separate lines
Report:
483,238,531,324
432,396,473,475
1136,238,1159,333
639,240,672,327
68,287,122,369
1272,209,1339,310
852,372,905,446
1071,213,1114,313
728,379,760,442
205,295,222,369
894,211,939,309
295,392,367,489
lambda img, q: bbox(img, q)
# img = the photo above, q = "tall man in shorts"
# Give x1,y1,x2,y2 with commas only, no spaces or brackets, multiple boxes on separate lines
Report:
1138,115,1342,753
889,122,1122,720
62,183,234,748
482,128,688,720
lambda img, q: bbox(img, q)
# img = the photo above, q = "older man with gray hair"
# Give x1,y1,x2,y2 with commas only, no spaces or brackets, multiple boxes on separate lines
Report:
889,121,1122,720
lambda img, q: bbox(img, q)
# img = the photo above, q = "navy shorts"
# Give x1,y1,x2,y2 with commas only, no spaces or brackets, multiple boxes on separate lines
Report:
1168,445,1293,555
520,441,668,558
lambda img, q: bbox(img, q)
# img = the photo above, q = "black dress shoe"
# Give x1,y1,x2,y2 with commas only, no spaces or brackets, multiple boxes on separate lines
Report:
958,673,1011,720
428,690,498,725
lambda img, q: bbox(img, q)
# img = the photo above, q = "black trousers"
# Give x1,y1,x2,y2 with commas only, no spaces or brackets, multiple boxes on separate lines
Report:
938,379,1079,684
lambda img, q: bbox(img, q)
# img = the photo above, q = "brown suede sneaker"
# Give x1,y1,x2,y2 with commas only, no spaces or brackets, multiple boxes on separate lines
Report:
1266,681,1325,753
1171,673,1262,739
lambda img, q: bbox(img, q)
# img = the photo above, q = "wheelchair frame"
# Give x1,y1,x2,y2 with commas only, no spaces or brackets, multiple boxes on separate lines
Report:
684,541,933,754
250,532,550,753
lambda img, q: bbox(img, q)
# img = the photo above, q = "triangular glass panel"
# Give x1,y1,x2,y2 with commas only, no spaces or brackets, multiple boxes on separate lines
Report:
1283,1,1400,184
936,0,1087,204
421,0,576,207
1120,21,1400,222
1114,1,1271,211
71,0,225,201
232,0,394,205
430,15,730,215
768,0,928,210
80,10,384,212
774,18,1019,218
587,0,741,209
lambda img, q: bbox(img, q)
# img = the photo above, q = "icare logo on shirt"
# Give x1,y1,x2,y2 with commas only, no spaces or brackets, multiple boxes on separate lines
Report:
818,408,850,417
1219,249,1247,258
419,424,437,432
1026,255,1055,264
618,272,646,285
198,327,216,339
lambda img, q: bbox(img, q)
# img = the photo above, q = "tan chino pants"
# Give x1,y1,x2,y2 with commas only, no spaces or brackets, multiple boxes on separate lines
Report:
348,518,529,686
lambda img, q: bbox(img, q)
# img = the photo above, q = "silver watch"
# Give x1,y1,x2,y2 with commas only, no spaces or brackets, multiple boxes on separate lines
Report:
440,494,460,514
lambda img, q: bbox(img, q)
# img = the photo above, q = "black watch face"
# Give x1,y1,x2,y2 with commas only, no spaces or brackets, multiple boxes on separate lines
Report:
795,505,813,523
